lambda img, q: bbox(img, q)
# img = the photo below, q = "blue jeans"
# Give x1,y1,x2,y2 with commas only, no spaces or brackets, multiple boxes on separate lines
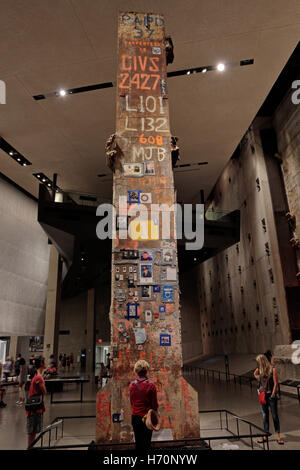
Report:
261,394,280,433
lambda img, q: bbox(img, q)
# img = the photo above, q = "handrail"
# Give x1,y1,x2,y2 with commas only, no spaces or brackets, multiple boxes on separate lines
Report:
198,409,270,450
182,364,262,392
28,410,269,451
44,419,63,432
28,415,96,450
182,364,283,397
28,417,64,450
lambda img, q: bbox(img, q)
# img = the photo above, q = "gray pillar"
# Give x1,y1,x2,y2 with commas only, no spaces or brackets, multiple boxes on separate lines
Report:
9,336,18,360
86,288,95,376
43,245,62,365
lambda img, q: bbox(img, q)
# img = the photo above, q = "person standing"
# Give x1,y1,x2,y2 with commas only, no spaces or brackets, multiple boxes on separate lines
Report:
0,361,7,408
254,354,284,445
69,353,74,371
26,356,47,448
106,353,111,371
14,354,21,378
129,360,159,453
3,357,12,382
61,354,67,373
47,354,54,368
98,363,107,389
66,355,70,373
264,350,274,366
16,355,27,406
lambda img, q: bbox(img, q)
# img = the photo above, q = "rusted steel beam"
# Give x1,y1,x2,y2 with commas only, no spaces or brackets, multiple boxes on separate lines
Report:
96,12,199,445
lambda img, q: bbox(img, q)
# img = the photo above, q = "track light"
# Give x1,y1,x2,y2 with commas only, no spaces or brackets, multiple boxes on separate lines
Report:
33,173,59,192
0,137,32,166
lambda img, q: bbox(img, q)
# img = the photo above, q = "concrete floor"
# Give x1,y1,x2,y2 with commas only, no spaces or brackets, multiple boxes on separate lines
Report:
0,368,299,450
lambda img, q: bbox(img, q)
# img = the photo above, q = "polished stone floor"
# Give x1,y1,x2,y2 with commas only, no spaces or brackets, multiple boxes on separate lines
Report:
0,369,299,450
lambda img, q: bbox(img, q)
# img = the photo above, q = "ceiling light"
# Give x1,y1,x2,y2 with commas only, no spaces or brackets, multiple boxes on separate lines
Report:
47,183,51,187
37,175,41,178
217,63,225,71
23,163,27,166
42,178,46,182
186,71,191,75
202,68,207,73
59,89,66,97
17,158,21,161
9,151,14,156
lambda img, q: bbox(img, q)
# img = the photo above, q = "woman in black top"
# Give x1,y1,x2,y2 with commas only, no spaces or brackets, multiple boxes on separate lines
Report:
254,354,284,445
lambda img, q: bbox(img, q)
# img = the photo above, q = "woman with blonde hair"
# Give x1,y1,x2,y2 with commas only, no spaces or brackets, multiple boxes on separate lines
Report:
254,354,284,445
129,360,158,453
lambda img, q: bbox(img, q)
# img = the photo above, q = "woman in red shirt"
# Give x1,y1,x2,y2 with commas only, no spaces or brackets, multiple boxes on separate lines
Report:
129,360,158,453
26,357,47,448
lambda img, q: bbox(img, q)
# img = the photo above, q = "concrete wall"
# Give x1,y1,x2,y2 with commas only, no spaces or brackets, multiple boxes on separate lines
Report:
94,279,111,344
180,267,203,362
274,85,300,272
197,125,291,355
0,177,49,336
58,291,87,362
57,280,111,369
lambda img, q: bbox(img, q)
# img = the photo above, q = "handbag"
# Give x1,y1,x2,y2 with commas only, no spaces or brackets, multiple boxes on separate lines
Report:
25,394,43,412
258,377,269,405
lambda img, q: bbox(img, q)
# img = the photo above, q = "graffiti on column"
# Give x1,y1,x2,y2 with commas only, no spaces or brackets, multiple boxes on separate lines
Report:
96,12,200,445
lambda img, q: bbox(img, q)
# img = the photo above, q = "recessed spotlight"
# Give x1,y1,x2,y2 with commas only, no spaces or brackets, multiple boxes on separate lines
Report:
37,174,41,178
202,68,207,73
59,89,66,97
23,163,27,166
217,63,225,71
9,151,14,156
47,183,51,187
17,158,21,162
186,71,191,75
42,178,46,182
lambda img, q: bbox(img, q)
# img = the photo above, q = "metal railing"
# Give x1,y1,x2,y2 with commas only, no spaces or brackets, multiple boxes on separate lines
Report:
182,364,281,396
199,409,270,450
27,415,95,450
28,410,269,451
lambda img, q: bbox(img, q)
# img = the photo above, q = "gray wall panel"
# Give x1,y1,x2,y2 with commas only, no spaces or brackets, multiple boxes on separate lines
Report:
0,178,49,335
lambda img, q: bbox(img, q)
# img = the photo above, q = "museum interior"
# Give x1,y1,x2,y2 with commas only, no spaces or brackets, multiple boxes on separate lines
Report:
0,1,300,453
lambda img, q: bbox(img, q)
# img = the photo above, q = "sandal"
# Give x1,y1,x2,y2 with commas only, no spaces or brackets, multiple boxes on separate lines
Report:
257,438,267,443
276,439,284,445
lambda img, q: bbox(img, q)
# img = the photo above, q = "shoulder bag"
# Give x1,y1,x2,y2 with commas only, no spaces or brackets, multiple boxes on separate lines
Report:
25,394,43,412
257,376,269,405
